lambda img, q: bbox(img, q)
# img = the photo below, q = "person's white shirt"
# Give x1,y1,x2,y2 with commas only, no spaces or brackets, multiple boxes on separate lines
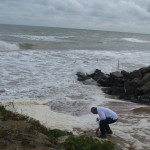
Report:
97,107,118,120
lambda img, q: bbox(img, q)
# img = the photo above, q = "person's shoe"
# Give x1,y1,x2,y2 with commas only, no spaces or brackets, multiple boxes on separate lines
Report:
99,134,107,138
106,130,113,134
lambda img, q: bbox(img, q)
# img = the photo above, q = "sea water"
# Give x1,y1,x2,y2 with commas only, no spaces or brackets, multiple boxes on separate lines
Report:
0,24,150,150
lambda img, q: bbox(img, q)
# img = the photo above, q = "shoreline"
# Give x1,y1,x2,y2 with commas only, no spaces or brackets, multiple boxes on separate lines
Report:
1,97,150,150
0,104,120,150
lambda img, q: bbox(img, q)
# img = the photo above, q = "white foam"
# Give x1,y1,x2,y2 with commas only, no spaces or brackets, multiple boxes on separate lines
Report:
0,40,19,51
122,38,150,43
4,99,97,133
1,49,150,150
9,34,73,42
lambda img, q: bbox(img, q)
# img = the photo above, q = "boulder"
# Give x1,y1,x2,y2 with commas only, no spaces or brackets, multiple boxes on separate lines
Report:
76,72,90,81
121,70,129,78
109,86,124,96
101,87,111,95
140,73,150,86
129,70,143,80
140,66,150,76
91,69,108,81
76,65,150,104
108,72,124,87
98,79,113,87
110,71,123,78
138,94,150,103
140,82,150,94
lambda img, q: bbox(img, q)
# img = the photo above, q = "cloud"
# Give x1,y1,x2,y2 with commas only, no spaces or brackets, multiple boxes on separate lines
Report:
0,0,150,33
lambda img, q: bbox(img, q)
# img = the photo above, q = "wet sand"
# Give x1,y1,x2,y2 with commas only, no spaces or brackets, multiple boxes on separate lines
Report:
4,97,150,150
80,100,150,150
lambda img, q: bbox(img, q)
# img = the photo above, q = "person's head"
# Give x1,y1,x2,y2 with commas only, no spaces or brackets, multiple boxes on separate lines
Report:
91,107,97,114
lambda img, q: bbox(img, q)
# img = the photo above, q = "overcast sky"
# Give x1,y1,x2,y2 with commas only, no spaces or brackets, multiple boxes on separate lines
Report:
0,0,150,33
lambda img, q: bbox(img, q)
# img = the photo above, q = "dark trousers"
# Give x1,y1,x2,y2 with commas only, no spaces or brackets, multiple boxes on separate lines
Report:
99,118,118,135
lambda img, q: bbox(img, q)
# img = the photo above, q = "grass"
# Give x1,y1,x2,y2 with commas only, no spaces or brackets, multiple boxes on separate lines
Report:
64,135,115,150
0,104,117,150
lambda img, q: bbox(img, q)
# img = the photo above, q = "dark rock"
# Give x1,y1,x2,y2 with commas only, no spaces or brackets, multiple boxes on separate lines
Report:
109,86,124,96
140,82,150,94
140,66,150,76
138,94,150,103
101,88,111,95
76,72,91,81
98,79,113,87
139,73,150,86
76,65,150,104
121,70,129,78
110,71,123,78
129,69,143,79
91,69,108,81
76,72,86,78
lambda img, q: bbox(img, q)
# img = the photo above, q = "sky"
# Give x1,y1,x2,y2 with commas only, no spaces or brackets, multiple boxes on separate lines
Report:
0,0,150,33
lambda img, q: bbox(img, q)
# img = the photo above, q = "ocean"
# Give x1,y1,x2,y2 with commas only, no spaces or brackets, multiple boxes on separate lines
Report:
0,24,150,150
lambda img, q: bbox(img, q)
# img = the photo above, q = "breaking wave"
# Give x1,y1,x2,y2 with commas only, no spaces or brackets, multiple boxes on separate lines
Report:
10,34,73,42
122,38,150,43
0,40,20,52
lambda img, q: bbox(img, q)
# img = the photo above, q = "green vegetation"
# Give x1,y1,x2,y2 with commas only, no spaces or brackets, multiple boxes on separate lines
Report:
0,104,72,149
0,104,116,150
64,135,115,150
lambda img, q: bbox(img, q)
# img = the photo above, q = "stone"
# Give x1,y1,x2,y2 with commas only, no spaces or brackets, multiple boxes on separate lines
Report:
138,94,150,103
110,71,123,78
140,82,150,94
110,86,124,96
98,79,113,87
129,70,143,79
121,70,129,78
91,69,108,81
140,66,150,75
141,73,150,85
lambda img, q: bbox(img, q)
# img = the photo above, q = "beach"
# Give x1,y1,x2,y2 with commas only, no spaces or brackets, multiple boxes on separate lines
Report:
0,24,150,150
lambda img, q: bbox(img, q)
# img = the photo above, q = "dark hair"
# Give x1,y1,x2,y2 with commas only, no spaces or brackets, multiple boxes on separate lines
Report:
91,107,96,112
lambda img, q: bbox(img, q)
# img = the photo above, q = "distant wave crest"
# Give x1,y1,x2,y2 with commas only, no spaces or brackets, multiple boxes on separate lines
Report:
10,34,73,42
0,40,19,52
122,38,150,43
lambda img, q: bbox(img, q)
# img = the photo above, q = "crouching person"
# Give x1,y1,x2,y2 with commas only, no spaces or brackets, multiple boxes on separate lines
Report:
91,106,118,138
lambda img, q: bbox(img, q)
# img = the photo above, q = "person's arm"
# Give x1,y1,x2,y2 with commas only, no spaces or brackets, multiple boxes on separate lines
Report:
95,117,100,135
95,128,99,135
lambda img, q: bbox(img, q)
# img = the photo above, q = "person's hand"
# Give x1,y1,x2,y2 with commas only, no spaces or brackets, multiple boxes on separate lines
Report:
95,128,99,136
96,117,99,122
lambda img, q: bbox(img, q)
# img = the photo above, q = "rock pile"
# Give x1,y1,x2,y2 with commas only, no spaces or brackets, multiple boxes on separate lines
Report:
76,66,150,104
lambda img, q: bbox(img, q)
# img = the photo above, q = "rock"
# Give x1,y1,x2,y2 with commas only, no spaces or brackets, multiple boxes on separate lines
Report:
76,65,150,104
108,72,124,87
98,79,113,87
121,70,129,78
76,72,86,78
129,69,143,79
91,69,108,81
101,87,111,95
76,72,91,81
140,66,150,76
110,71,123,78
109,86,124,96
138,94,150,103
140,82,150,94
139,73,150,86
